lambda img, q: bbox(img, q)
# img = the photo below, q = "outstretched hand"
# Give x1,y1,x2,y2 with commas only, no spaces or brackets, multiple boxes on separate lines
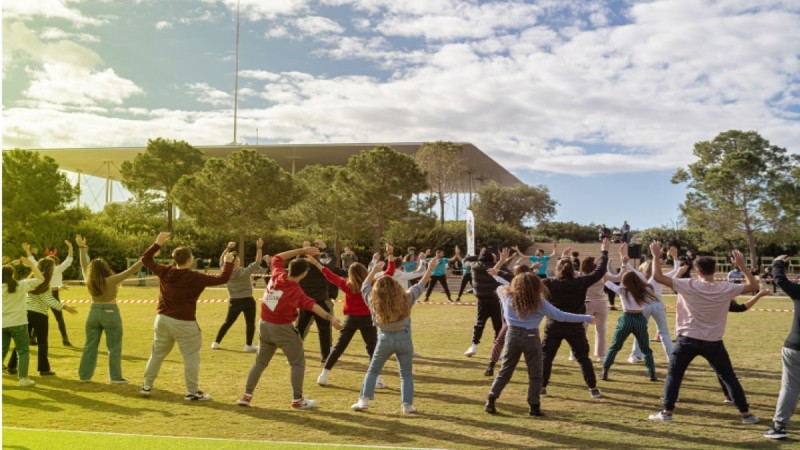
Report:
156,232,171,246
650,241,663,258
256,238,263,249
75,234,87,247
600,238,610,252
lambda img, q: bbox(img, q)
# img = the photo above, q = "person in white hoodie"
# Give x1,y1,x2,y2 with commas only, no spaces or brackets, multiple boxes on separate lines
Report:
2,251,45,386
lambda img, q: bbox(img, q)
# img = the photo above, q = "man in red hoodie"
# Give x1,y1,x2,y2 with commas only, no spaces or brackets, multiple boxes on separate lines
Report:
139,232,234,401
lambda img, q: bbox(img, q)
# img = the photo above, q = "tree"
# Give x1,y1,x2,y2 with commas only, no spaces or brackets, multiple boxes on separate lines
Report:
414,141,464,225
2,149,77,243
531,221,598,242
119,138,205,231
470,182,557,230
672,130,800,266
337,145,428,251
171,149,298,260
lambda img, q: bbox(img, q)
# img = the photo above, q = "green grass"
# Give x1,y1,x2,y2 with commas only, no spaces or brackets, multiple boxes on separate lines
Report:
3,285,798,449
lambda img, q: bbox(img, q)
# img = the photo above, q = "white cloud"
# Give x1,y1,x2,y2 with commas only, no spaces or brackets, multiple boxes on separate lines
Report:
294,16,344,36
2,0,108,27
40,27,100,43
24,63,143,106
239,70,282,81
178,9,216,24
210,0,311,20
155,21,173,30
186,82,232,106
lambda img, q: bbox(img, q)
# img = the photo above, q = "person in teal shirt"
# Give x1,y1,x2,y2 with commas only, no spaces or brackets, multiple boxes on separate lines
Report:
514,243,557,278
423,247,461,302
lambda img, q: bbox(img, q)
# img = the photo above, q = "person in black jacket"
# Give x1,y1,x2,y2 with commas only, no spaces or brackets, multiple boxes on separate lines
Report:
540,238,609,399
463,248,504,357
296,240,337,363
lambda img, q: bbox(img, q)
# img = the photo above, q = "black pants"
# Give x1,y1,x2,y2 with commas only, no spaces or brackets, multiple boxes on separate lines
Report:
472,295,503,345
541,321,597,388
663,336,749,412
296,300,332,361
457,274,473,298
425,275,452,300
214,297,256,346
10,311,50,373
605,285,616,306
31,290,69,343
324,315,377,370
489,326,543,407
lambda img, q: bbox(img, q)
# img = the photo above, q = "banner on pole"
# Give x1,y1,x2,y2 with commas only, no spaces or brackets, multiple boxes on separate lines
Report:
466,209,475,256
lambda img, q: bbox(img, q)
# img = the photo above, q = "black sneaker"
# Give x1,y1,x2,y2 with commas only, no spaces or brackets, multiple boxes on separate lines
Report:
764,424,788,440
483,362,495,377
529,404,543,416
484,396,497,414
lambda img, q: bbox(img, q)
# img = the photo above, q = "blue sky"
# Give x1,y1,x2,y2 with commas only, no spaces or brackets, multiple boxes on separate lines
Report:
3,0,799,229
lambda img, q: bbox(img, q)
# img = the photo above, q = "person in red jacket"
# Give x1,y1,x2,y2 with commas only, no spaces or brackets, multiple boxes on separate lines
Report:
139,232,234,401
236,246,343,409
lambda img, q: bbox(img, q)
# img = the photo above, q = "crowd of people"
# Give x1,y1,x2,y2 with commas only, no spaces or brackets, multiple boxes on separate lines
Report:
2,233,799,440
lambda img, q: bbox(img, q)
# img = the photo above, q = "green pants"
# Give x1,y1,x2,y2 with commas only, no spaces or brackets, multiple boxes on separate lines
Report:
603,312,656,377
2,325,30,379
78,303,124,381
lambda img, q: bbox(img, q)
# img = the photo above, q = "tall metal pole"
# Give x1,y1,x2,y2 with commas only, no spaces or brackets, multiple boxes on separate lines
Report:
232,0,240,144
76,170,82,208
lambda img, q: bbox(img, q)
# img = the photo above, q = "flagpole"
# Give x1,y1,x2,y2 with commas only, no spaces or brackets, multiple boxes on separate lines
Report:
232,0,240,144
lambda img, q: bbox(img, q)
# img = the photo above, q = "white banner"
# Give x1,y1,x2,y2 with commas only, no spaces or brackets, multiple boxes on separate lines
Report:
466,209,475,256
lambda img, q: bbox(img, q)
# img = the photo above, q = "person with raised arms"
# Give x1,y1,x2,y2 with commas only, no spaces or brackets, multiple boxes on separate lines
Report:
351,255,436,414
236,246,343,409
2,253,45,386
423,247,461,302
76,234,144,383
647,242,760,424
211,239,264,353
139,232,234,401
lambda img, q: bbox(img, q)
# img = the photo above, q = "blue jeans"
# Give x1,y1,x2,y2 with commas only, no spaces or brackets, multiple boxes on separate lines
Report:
360,328,414,404
631,301,674,361
79,303,124,381
663,335,749,413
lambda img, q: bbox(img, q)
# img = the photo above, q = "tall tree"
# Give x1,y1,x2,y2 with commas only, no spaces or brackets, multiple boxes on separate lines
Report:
119,138,205,231
414,141,464,225
2,149,77,242
672,130,800,265
338,145,428,251
470,182,557,230
171,149,298,260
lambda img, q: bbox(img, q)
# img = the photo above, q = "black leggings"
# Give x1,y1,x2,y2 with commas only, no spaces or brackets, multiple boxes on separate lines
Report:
214,297,256,346
10,311,51,373
324,315,377,370
425,275,452,300
31,290,69,343
457,274,473,298
296,300,333,361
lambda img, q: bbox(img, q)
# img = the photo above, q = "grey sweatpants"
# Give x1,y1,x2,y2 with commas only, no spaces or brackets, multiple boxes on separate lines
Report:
143,314,202,394
774,347,800,427
245,321,306,400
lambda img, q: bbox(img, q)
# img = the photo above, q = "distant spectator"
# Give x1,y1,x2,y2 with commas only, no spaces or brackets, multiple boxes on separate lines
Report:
341,247,358,270
571,251,581,272
728,267,745,284
621,221,631,244
598,224,611,242
761,267,775,294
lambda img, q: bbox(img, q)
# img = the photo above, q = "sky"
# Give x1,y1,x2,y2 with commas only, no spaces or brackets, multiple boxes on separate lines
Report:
2,0,799,230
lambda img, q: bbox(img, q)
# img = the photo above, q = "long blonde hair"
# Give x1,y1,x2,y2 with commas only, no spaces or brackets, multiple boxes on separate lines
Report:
86,258,114,297
508,272,550,319
346,263,367,293
369,276,411,324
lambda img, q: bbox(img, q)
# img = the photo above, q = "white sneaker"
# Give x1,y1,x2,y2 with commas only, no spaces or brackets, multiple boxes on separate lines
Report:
210,342,220,350
376,376,386,389
18,378,35,387
464,344,477,357
413,351,421,357
649,411,673,422
185,391,212,401
110,378,129,384
244,344,258,353
351,398,369,411
317,372,329,386
291,398,317,409
402,403,416,414
568,353,575,361
742,414,760,425
627,355,643,364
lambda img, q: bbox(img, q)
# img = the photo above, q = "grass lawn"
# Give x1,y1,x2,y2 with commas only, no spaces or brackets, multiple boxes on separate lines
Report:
2,285,798,449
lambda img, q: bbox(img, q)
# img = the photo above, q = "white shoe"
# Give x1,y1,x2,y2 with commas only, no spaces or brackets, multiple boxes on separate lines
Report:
244,344,258,353
649,411,673,422
627,355,642,364
351,398,369,411
464,344,477,357
210,342,220,350
413,351,421,357
568,353,575,361
317,372,329,386
18,378,35,387
402,403,416,414
291,398,317,409
376,376,386,389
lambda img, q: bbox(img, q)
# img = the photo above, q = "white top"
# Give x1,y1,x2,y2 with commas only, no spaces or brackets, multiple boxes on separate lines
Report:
604,280,652,312
623,260,681,301
3,279,43,327
28,255,73,289
672,278,744,341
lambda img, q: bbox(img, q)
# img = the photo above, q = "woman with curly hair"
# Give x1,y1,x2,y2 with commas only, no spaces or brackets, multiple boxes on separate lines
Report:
76,234,143,383
485,270,593,417
351,257,436,414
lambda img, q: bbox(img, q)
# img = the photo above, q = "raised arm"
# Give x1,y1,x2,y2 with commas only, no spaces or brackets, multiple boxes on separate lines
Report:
75,234,90,278
19,254,44,283
549,241,558,258
650,241,673,289
742,288,771,310
580,238,609,286
449,245,462,262
773,255,800,299
142,232,173,276
732,250,759,294
311,303,343,330
275,246,320,262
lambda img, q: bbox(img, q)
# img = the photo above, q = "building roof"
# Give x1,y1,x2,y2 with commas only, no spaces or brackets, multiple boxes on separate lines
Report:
23,142,522,188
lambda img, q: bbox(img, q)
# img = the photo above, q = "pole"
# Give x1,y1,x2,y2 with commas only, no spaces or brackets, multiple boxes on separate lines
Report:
76,170,82,208
232,0,240,144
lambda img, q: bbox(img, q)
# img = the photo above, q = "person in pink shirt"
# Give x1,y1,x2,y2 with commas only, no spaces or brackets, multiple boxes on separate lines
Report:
236,246,343,409
647,242,760,424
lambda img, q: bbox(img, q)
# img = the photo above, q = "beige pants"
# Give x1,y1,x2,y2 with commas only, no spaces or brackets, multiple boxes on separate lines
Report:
584,300,608,358
143,314,202,394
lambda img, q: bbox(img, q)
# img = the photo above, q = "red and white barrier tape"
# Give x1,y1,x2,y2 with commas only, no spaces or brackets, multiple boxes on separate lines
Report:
61,299,478,306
